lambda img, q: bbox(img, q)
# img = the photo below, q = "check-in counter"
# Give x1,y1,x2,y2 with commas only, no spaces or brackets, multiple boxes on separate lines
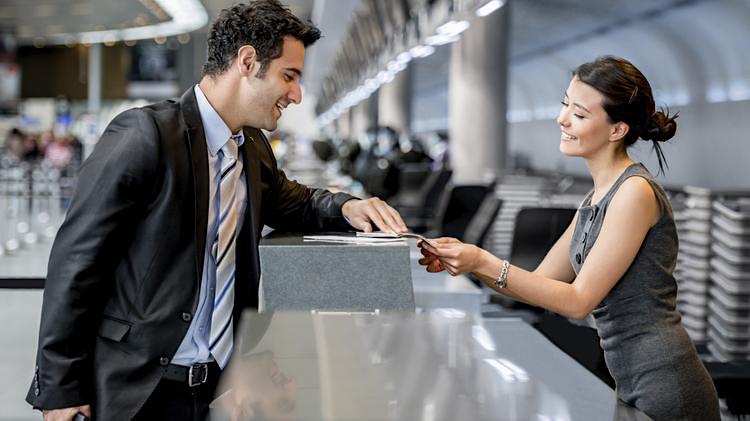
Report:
213,311,650,420
258,232,415,312
411,270,484,315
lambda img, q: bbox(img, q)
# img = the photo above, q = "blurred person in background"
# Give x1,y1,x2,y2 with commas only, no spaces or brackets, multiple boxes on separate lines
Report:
21,131,41,161
2,127,26,163
43,135,73,170
27,1,406,420
419,56,720,421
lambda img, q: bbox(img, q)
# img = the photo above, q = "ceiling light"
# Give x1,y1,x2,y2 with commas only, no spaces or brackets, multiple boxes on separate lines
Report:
425,34,460,46
396,52,412,64
387,60,406,73
435,20,470,37
476,0,504,17
33,0,206,46
408,45,435,58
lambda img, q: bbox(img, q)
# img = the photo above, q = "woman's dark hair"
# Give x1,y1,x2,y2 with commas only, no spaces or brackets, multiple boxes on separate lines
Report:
203,0,321,79
573,56,677,174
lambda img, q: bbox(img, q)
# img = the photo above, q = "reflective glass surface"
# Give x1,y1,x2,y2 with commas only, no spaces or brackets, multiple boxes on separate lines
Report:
213,311,650,421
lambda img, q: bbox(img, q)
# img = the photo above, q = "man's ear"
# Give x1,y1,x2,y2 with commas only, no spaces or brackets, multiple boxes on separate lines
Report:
609,121,629,142
236,45,258,76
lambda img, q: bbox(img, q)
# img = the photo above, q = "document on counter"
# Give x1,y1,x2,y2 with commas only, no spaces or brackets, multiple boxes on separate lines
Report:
356,231,435,247
302,232,435,247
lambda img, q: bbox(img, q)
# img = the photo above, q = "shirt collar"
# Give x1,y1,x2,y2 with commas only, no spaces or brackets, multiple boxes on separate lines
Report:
193,85,245,157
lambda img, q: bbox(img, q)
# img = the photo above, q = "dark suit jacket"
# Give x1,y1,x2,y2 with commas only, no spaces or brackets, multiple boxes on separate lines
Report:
26,88,355,419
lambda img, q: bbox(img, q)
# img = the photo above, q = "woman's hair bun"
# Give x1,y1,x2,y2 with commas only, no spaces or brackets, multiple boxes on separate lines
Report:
642,109,678,142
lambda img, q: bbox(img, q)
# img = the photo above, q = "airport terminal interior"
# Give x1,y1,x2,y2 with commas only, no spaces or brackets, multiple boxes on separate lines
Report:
1,0,750,419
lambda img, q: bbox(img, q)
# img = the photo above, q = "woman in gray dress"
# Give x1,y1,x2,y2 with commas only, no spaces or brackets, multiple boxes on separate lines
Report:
418,56,720,420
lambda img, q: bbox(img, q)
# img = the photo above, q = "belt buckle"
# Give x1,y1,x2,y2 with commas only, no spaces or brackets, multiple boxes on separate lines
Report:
188,363,208,387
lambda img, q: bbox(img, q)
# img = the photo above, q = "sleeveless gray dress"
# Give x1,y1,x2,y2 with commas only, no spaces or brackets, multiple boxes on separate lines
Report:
569,163,719,421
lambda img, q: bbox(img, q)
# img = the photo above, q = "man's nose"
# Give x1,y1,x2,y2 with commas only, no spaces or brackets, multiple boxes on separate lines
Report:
288,82,302,104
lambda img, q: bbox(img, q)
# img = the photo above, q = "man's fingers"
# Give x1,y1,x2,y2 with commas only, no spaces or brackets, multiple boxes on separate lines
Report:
347,198,408,234
384,203,408,232
361,203,390,233
369,201,402,233
358,220,373,233
370,199,406,232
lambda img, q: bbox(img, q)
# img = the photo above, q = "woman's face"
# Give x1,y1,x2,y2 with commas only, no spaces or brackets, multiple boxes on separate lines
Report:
557,76,620,159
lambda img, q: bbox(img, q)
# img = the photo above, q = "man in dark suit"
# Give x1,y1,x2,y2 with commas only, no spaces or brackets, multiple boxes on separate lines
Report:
27,2,407,420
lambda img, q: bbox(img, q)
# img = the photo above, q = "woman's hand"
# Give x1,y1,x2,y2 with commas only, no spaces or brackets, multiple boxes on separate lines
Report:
418,243,446,273
418,238,486,276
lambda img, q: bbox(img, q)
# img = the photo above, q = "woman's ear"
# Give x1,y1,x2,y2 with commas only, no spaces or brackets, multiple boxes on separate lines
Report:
609,121,629,142
236,45,258,76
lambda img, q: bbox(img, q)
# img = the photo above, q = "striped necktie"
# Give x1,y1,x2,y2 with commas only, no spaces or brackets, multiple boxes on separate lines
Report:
210,136,241,368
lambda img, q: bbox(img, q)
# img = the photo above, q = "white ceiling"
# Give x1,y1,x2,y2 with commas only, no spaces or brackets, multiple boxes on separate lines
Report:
3,0,748,116
0,0,315,38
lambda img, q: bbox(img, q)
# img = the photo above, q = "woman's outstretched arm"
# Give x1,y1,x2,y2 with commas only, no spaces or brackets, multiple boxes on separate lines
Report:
420,177,660,319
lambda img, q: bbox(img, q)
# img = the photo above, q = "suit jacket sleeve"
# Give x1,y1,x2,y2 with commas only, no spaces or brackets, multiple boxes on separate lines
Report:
27,109,160,410
255,131,357,232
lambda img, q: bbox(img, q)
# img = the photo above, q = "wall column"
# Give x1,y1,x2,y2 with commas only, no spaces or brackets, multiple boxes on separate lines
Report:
349,92,378,141
377,67,412,134
448,4,510,184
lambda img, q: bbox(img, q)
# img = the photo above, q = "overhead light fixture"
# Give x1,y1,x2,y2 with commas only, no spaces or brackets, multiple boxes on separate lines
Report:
396,52,412,65
435,20,470,37
409,45,435,58
476,0,505,17
36,0,206,46
376,70,391,84
425,20,469,46
425,34,460,46
387,60,407,74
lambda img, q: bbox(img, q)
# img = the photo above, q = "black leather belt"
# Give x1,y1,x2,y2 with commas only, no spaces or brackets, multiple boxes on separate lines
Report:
163,362,220,387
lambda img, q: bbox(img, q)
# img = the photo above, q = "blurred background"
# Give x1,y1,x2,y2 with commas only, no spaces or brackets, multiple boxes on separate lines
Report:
1,0,749,419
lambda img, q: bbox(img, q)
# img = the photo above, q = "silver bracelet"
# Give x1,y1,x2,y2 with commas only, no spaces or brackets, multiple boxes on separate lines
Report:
495,260,510,289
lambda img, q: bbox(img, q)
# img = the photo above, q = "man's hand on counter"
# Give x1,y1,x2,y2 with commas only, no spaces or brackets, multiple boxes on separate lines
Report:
341,198,408,234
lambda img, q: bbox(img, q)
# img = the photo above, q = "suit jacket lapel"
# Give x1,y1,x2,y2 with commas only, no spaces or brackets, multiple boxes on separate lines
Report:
241,128,262,237
180,88,210,292
233,127,263,310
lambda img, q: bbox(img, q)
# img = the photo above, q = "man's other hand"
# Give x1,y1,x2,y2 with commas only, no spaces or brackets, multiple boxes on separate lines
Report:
43,405,91,421
341,198,407,234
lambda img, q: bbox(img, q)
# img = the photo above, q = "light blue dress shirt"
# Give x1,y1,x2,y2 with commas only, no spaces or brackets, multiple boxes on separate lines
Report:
172,85,247,366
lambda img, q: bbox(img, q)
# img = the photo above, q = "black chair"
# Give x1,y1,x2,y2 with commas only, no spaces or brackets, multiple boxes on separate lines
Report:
364,157,400,200
463,195,503,248
432,183,496,240
395,168,452,232
704,361,750,417
311,140,335,162
390,162,433,210
462,195,503,288
509,207,576,271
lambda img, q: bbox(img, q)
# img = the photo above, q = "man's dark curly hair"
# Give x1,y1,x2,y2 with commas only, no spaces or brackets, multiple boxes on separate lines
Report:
202,0,321,79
